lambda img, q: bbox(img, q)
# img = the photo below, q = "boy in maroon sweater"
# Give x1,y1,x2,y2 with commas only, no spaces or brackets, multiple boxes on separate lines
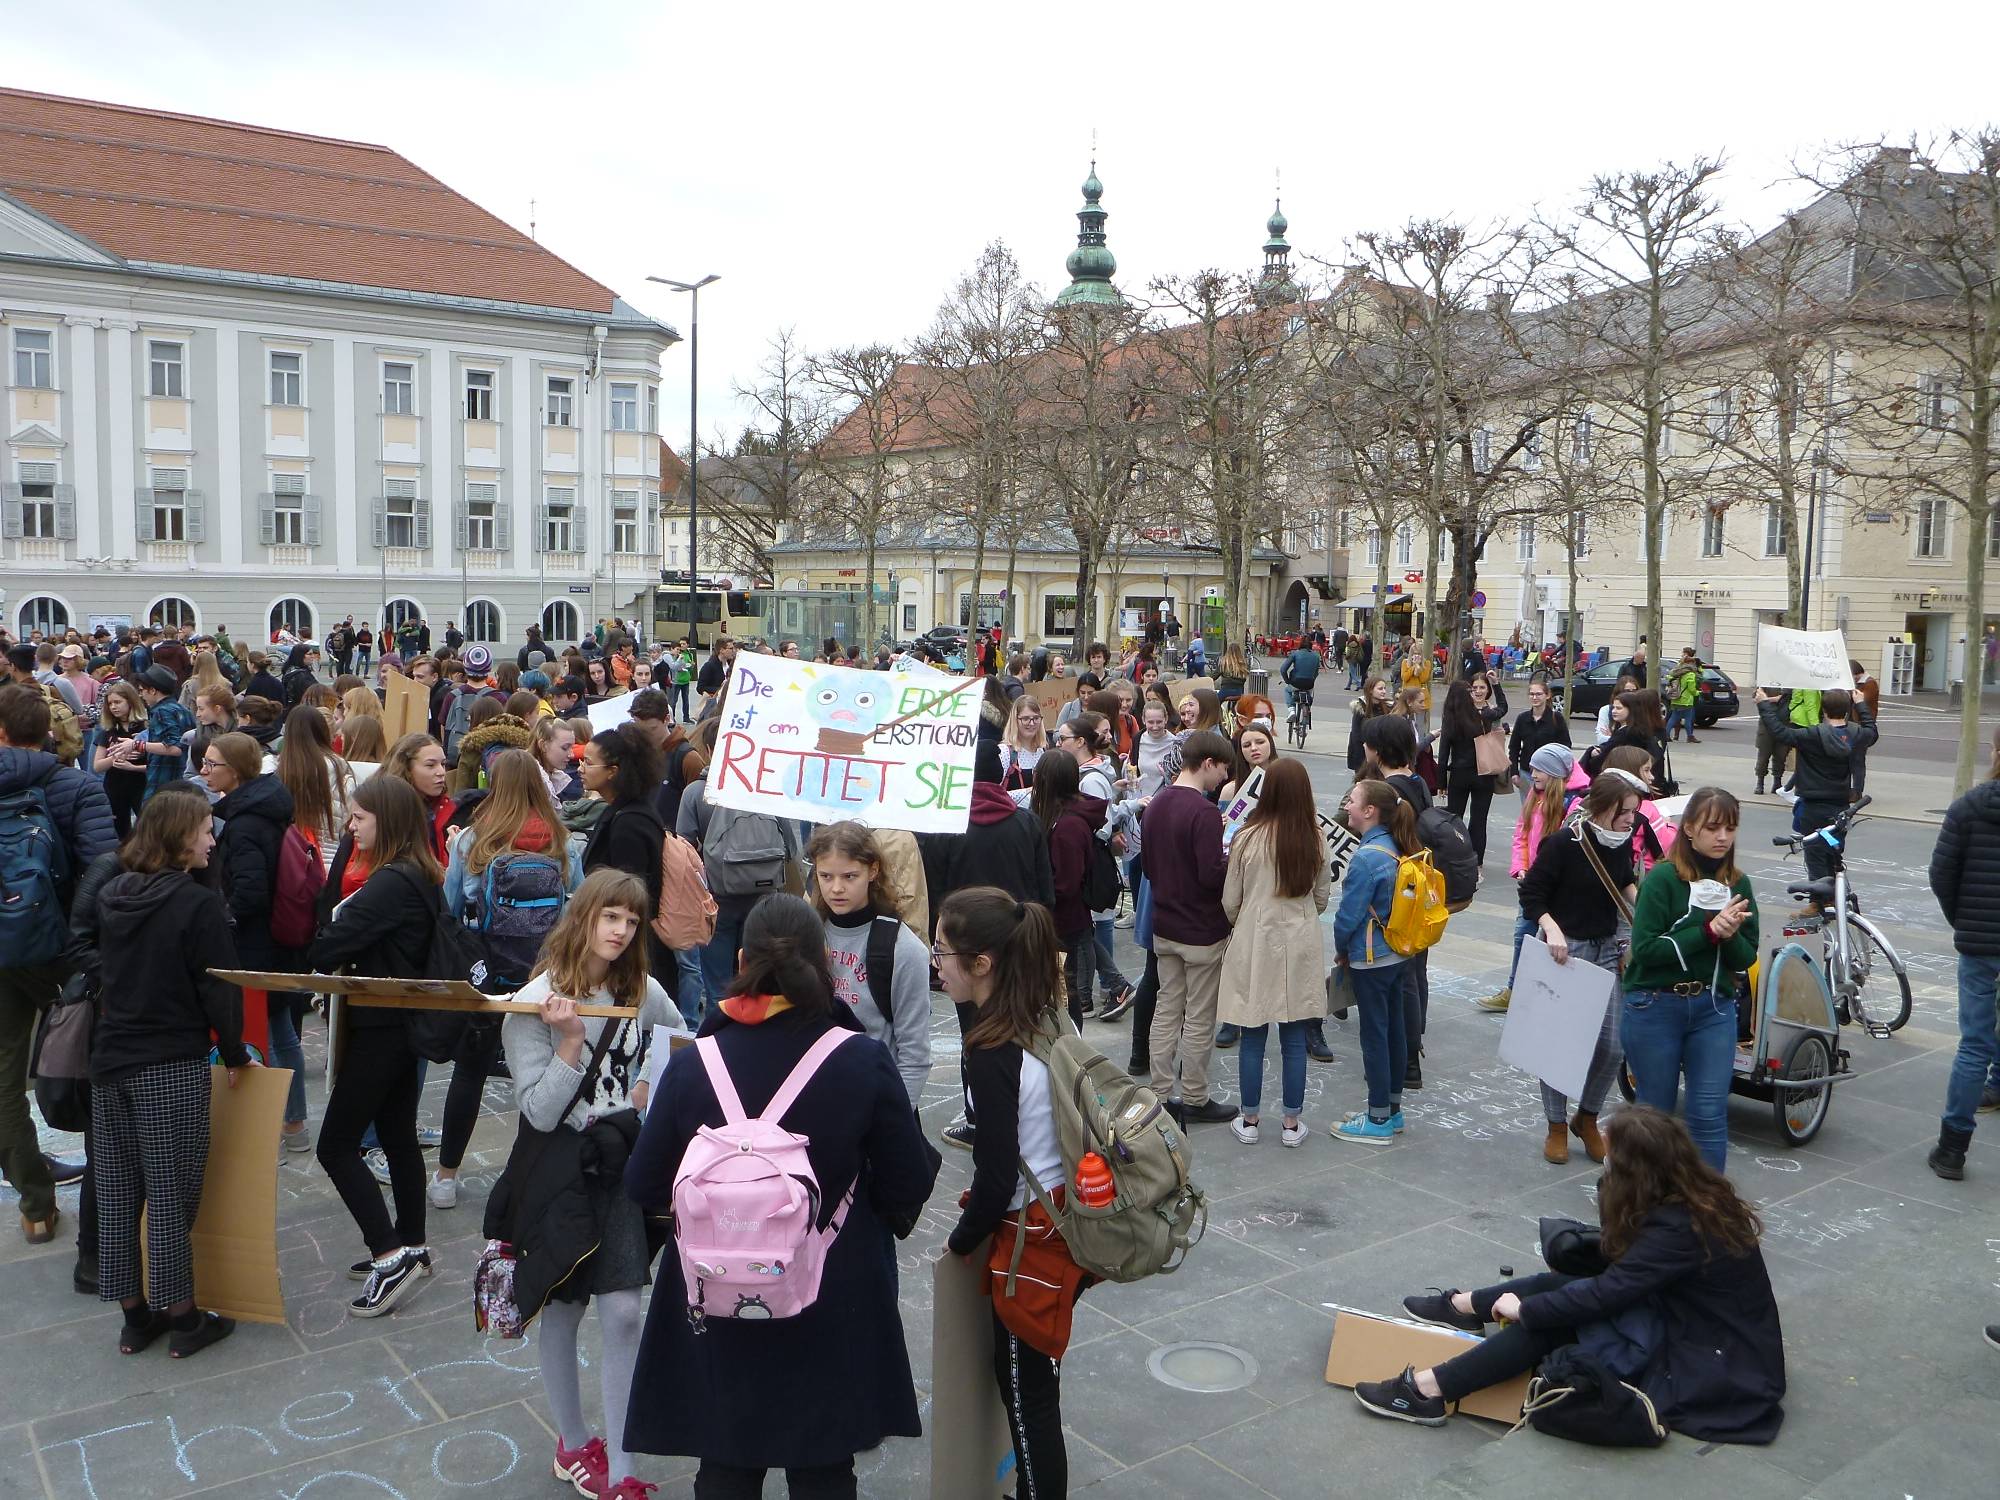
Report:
1140,730,1236,1123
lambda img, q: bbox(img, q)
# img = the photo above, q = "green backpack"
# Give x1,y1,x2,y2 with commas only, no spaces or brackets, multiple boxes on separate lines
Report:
1015,1022,1207,1284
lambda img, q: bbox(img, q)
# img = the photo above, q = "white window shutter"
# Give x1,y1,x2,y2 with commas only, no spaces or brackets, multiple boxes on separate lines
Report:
533,501,547,540
645,506,658,555
184,490,206,544
413,496,432,549
258,492,276,545
453,497,467,549
136,487,155,538
1,483,21,539
571,503,588,548
55,484,76,540
303,493,322,547
370,497,385,549
494,496,511,551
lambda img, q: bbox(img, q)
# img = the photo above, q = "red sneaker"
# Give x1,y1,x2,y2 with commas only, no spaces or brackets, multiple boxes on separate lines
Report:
603,1481,658,1500
553,1437,609,1498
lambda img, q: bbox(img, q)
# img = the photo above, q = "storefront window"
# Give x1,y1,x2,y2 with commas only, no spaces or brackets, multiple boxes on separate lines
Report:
1044,593,1078,638
1983,617,2000,689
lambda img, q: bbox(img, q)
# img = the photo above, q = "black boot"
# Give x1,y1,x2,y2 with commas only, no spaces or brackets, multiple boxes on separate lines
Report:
1929,1124,1972,1181
1305,1020,1335,1063
1754,779,1765,796
73,1252,99,1296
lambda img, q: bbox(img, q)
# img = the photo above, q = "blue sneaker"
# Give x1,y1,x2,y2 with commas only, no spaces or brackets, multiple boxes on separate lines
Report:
1332,1113,1396,1146
1388,1111,1406,1134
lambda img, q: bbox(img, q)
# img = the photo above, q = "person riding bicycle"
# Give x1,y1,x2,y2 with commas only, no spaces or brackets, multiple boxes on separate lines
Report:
1280,641,1321,720
1755,686,1876,890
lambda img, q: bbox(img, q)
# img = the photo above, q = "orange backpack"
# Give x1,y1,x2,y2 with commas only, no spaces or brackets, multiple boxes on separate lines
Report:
653,830,719,950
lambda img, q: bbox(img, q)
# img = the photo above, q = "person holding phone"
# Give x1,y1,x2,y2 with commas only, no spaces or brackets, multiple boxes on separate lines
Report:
1620,787,1760,1171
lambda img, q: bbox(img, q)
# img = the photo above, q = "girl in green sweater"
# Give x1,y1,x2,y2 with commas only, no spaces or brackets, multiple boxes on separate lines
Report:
1621,787,1760,1171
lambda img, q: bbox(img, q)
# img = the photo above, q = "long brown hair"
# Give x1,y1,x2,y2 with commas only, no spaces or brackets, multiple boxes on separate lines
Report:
1029,747,1081,830
466,749,568,877
1599,1106,1762,1261
352,773,443,885
1618,688,1665,738
1182,686,1223,733
1349,778,1421,854
1239,758,1322,898
340,714,387,762
278,703,351,845
381,732,444,792
1357,675,1390,718
1668,786,1741,885
120,786,212,874
942,886,1064,1050
101,679,145,729
804,820,901,920
530,868,649,1008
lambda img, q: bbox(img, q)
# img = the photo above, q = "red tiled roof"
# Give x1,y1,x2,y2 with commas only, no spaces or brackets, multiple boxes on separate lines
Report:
0,88,618,313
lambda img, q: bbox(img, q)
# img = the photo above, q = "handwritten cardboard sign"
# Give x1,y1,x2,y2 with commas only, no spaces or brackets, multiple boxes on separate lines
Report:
1498,937,1618,1099
1757,625,1856,692
1026,677,1081,717
379,667,430,744
1168,675,1217,707
705,655,983,834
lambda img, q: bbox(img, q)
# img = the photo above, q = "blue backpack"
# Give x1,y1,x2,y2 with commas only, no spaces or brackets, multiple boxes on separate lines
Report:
0,777,68,968
463,848,569,990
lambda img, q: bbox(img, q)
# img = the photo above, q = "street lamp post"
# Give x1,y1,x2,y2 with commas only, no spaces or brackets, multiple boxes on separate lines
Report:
649,274,720,649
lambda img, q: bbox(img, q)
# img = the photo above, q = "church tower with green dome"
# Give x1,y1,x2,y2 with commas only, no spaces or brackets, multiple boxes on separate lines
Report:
1259,195,1301,304
1054,161,1123,309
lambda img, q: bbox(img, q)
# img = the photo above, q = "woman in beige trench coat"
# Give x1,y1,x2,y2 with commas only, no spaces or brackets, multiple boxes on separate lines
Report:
1218,759,1331,1148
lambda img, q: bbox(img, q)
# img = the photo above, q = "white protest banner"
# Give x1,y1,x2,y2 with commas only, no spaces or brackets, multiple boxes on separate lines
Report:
1318,812,1361,884
586,693,635,737
706,655,982,834
1220,765,1265,845
1756,625,1856,692
1498,937,1618,1099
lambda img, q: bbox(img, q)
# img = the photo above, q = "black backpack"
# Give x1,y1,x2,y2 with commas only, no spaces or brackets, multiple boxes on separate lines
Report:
1521,1346,1668,1447
1083,833,1124,912
391,868,491,1062
1414,805,1479,911
863,913,901,1025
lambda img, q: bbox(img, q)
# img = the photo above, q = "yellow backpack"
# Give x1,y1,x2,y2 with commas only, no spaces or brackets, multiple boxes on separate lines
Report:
1382,848,1450,957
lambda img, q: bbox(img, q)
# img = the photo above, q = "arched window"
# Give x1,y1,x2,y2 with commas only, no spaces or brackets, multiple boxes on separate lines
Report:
464,599,503,644
270,597,314,642
384,597,423,634
16,596,68,638
541,600,579,644
149,596,198,634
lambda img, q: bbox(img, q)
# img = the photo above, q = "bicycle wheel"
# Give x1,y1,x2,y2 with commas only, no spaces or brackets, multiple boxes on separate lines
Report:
1773,1034,1832,1145
1841,915,1913,1033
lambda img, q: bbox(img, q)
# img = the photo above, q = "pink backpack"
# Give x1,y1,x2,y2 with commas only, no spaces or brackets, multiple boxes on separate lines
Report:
672,1029,855,1330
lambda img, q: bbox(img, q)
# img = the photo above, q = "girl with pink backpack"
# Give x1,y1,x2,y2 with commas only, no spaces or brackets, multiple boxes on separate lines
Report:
622,894,938,1497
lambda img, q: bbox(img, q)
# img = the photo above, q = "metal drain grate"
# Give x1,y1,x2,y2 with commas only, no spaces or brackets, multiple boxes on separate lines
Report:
1147,1341,1259,1394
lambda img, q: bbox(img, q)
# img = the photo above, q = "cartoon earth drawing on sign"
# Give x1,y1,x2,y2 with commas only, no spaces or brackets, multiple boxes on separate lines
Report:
803,673,892,753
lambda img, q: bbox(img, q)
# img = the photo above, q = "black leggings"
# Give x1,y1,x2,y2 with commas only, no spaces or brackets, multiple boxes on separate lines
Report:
694,1459,854,1498
439,1021,503,1172
1446,780,1494,865
1432,1271,1578,1403
104,770,146,840
316,1023,427,1255
993,1309,1066,1498
1129,949,1160,1070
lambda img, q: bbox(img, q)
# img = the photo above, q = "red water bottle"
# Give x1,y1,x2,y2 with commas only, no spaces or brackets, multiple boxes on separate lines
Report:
1074,1151,1116,1208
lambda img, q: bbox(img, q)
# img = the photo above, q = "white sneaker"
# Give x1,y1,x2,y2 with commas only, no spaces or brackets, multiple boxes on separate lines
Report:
364,1147,391,1185
416,1126,443,1150
1281,1121,1308,1148
1231,1115,1261,1145
427,1172,459,1209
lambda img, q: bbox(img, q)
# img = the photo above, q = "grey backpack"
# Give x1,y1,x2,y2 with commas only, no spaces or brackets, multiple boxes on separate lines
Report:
701,804,790,898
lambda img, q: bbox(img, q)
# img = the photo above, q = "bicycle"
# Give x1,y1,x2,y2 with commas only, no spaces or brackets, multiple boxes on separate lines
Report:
1769,794,1913,1037
1285,686,1314,748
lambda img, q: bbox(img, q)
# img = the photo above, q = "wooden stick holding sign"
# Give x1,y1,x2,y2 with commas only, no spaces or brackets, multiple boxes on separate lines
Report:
207,970,639,1019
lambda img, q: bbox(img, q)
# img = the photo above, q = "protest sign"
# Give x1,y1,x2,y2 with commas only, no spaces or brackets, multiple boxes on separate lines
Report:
1169,676,1217,707
1026,677,1077,716
1498,937,1617,1099
705,655,983,834
1317,812,1361,884
929,1255,1015,1499
189,1065,292,1324
586,694,634,737
380,667,429,743
1756,625,1856,691
1221,765,1264,842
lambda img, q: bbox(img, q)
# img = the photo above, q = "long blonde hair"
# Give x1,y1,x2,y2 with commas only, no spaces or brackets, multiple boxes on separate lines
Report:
465,749,568,877
531,868,651,1009
339,685,383,726
190,649,227,696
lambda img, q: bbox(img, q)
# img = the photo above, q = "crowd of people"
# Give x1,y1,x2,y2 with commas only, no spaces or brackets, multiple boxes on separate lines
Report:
5,601,1995,1492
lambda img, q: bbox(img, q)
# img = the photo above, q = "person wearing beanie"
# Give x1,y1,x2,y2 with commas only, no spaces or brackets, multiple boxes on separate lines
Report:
461,644,493,678
1477,741,1585,1015
1507,673,1571,810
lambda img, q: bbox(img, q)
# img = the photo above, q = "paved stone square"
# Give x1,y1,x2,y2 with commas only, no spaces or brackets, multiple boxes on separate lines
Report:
3,722,1996,1498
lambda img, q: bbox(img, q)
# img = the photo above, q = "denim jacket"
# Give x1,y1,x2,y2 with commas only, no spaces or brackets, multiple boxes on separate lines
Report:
1333,826,1406,968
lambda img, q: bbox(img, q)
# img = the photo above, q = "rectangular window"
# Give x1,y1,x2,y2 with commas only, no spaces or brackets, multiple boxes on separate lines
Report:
1572,513,1590,558
465,369,494,421
271,474,305,545
465,482,497,550
150,468,188,542
383,361,414,415
1921,373,1958,432
613,489,639,553
1516,520,1537,562
545,487,575,551
385,478,417,548
610,382,639,431
1333,509,1351,549
1989,509,2000,561
148,340,184,398
1043,593,1078,637
1917,498,1949,558
13,328,53,389
1522,424,1542,472
1702,507,1725,558
1708,387,1735,446
18,465,56,538
646,385,660,434
1570,410,1594,465
1764,503,1788,558
1657,402,1674,459
546,375,574,427
1395,522,1413,567
269,350,303,406
1365,526,1382,567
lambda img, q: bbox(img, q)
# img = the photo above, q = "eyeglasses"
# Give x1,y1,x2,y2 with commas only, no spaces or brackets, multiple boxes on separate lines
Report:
930,942,964,963
201,757,224,770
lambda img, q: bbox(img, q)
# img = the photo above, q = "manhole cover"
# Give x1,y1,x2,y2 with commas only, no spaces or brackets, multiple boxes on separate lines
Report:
1147,1341,1259,1394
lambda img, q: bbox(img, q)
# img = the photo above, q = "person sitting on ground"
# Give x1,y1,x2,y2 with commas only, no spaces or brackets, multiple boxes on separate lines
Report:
1355,1106,1785,1444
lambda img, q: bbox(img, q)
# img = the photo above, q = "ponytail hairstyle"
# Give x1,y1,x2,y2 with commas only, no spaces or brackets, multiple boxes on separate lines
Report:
803,819,901,921
1067,709,1109,757
531,868,651,1009
942,886,1064,1051
727,893,837,1016
1350,777,1421,854
1029,747,1081,830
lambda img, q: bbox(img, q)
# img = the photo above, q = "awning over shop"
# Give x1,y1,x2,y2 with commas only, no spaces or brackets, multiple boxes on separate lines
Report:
1338,593,1415,609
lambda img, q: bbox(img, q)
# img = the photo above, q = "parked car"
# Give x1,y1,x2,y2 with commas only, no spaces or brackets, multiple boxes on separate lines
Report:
921,625,968,654
1553,662,1740,726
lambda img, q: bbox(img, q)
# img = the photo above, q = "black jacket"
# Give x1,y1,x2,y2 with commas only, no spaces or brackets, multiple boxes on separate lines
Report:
1759,699,1876,806
1347,701,1380,771
1519,824,1635,941
1436,683,1508,792
1519,1204,1786,1444
215,773,297,970
583,798,666,915
92,870,245,1080
241,669,286,706
485,1107,643,1318
1583,724,1669,792
0,747,116,903
1508,704,1572,779
310,858,437,1029
1931,779,2000,954
919,782,1056,939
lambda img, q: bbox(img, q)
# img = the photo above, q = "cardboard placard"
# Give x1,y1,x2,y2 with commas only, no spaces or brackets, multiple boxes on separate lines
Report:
1324,1306,1529,1424
1026,677,1080,716
1756,625,1856,691
1498,938,1618,1100
380,667,430,744
161,1065,293,1325
929,1254,1015,1499
209,969,639,1019
1168,675,1217,707
587,693,635,737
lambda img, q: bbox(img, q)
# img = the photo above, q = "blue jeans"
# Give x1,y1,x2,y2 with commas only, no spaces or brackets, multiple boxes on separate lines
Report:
674,946,707,1027
1349,963,1407,1119
267,994,307,1126
1507,913,1535,986
1621,988,1736,1170
700,898,754,1006
1238,1021,1309,1118
1943,952,2000,1136
1666,705,1697,738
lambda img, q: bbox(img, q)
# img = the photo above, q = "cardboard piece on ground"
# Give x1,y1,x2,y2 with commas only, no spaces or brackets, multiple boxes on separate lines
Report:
380,667,429,744
1498,936,1617,1100
929,1254,1015,1499
189,1065,292,1324
1755,625,1856,691
1324,1306,1529,1424
1168,675,1217,707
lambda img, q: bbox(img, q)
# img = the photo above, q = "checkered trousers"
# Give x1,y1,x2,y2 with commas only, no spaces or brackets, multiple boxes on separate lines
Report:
91,1057,212,1309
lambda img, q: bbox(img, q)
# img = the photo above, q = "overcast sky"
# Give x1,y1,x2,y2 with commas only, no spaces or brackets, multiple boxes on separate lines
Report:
15,1,2000,451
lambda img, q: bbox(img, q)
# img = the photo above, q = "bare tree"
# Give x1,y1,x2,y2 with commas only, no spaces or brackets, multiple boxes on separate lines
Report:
703,328,829,581
807,344,924,644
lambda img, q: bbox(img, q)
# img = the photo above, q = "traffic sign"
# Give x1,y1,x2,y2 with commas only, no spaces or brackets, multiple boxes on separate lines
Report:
1472,590,1487,608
